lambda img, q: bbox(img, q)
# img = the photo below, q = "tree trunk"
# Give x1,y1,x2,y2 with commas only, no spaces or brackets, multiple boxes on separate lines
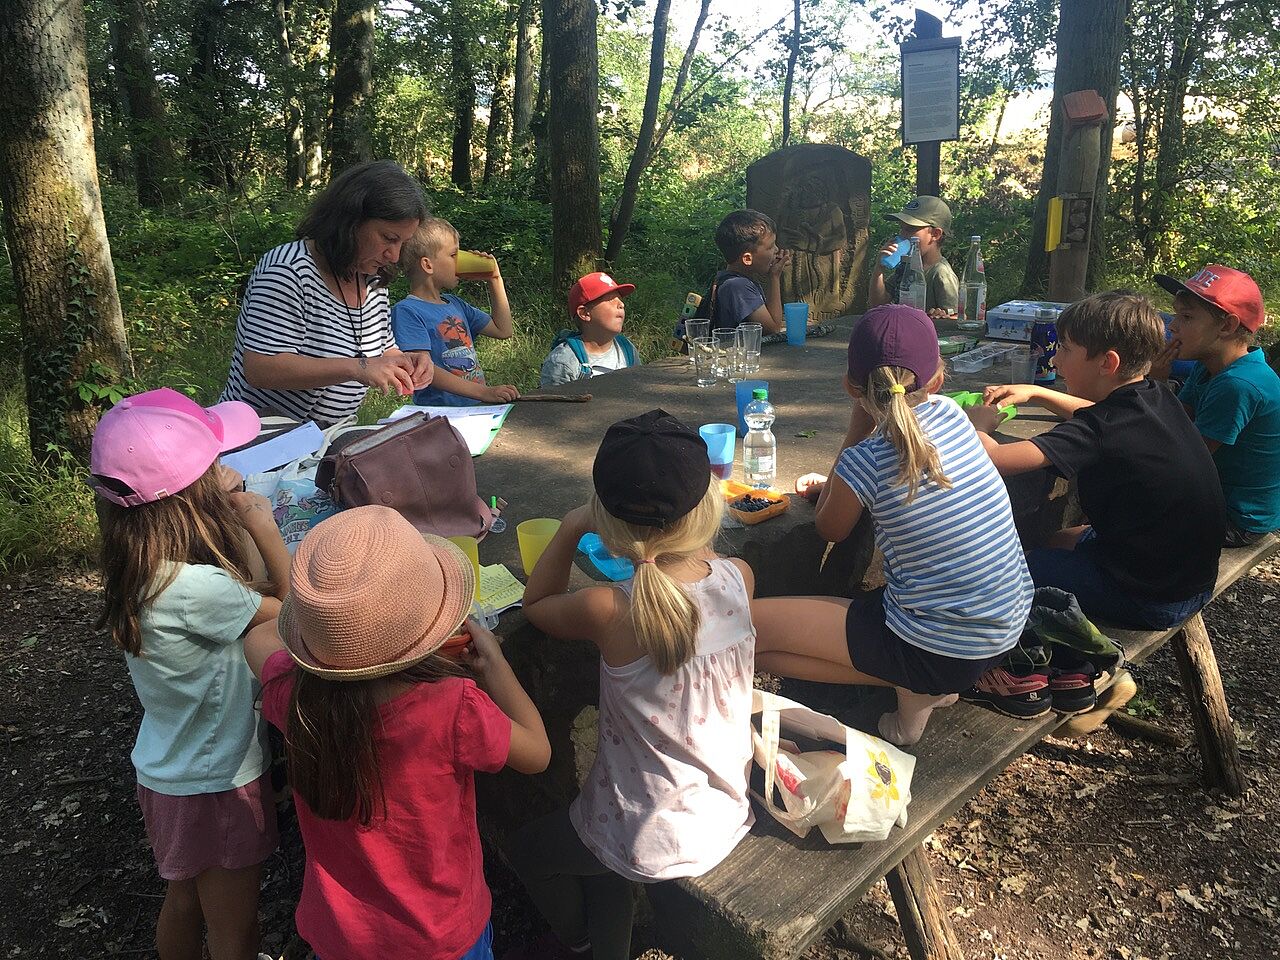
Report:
513,0,536,139
1143,21,1198,264
645,0,712,167
529,15,551,200
300,0,331,185
483,1,517,184
780,0,800,147
186,0,233,188
273,0,306,190
604,0,672,263
111,0,181,207
328,0,375,171
543,0,602,289
450,0,476,189
0,0,134,464
1022,0,1126,297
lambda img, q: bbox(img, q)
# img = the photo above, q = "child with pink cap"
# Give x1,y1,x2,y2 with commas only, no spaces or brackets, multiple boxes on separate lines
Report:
90,388,290,960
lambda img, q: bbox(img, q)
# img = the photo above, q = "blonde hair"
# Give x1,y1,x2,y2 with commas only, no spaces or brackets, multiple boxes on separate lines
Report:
399,217,459,278
591,480,724,675
860,363,951,503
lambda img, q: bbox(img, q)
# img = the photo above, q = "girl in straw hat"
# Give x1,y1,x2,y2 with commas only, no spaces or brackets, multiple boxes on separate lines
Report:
90,388,289,960
505,409,758,960
244,505,549,960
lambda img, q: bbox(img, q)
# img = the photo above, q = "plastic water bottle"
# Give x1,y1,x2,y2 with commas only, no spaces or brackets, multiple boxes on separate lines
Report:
743,388,776,489
898,238,927,311
958,236,986,331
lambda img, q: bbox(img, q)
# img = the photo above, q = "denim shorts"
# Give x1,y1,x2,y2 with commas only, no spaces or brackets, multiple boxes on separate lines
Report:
1026,528,1211,630
317,922,492,960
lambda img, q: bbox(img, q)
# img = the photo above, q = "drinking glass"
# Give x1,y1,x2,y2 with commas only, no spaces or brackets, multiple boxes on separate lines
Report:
739,323,763,374
692,336,717,387
684,319,710,363
713,328,737,381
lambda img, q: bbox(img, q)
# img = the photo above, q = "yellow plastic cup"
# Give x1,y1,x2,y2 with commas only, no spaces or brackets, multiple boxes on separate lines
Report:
456,250,497,280
517,519,561,576
447,535,481,601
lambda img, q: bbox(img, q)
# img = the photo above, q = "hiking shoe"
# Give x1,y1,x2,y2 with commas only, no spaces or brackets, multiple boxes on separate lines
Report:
1058,669,1139,737
1048,659,1103,715
961,666,1052,719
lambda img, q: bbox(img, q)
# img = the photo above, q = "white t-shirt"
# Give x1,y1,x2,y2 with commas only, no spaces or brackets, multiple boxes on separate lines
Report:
126,563,267,795
221,240,394,424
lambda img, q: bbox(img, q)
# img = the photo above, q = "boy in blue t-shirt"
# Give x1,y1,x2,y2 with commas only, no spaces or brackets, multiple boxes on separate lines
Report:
695,209,791,334
1155,264,1280,545
391,218,519,406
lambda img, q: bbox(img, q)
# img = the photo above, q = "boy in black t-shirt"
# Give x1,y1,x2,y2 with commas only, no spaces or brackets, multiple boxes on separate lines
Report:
973,292,1225,630
695,210,791,334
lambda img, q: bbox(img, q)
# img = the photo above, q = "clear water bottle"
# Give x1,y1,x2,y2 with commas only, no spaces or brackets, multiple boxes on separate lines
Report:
743,388,776,489
958,236,986,331
898,238,927,311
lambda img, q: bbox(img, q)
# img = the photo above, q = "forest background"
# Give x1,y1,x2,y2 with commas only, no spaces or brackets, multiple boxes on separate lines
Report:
0,0,1278,568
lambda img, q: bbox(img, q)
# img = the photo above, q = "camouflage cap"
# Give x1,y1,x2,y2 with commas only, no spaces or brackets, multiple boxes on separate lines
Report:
886,196,952,233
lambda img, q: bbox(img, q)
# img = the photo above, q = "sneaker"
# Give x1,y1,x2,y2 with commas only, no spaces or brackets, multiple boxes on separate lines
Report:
1048,658,1102,715
1057,669,1138,737
962,666,1053,719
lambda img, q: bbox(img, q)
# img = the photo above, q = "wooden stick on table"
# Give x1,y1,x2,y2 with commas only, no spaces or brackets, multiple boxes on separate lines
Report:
513,394,592,403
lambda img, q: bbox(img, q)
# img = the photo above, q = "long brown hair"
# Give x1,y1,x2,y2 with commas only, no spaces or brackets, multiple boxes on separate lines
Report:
592,480,723,675
278,656,464,824
859,363,951,504
96,466,256,656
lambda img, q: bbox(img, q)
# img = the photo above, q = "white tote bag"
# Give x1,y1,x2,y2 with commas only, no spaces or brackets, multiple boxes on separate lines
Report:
751,689,916,844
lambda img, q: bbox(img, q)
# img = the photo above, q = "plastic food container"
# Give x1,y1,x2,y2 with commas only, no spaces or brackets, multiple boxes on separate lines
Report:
945,390,1017,422
950,342,1016,374
721,479,790,525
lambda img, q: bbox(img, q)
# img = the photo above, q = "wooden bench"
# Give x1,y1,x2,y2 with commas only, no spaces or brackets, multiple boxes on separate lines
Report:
648,534,1280,960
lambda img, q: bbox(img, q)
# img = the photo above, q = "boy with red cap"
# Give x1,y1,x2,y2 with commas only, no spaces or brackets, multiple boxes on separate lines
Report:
539,272,643,387
1154,265,1280,546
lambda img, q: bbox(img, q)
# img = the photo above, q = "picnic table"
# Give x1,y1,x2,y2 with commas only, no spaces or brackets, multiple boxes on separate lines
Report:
456,319,1275,959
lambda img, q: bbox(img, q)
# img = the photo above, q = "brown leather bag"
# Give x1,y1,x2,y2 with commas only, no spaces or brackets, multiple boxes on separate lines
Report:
316,413,493,540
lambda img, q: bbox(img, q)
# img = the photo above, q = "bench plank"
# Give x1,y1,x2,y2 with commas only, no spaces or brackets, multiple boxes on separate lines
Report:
651,534,1279,960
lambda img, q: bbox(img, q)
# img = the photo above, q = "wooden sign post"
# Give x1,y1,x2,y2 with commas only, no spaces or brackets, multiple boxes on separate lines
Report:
1047,90,1109,302
900,10,959,197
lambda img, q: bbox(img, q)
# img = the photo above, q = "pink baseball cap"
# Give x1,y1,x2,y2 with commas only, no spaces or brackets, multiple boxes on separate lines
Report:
89,388,261,507
568,272,635,318
1154,264,1266,332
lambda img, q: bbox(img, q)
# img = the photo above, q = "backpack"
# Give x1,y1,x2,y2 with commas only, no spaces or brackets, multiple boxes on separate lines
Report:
551,330,638,380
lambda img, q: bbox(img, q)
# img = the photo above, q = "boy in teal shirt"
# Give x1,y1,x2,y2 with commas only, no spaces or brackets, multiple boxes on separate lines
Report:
1156,265,1280,545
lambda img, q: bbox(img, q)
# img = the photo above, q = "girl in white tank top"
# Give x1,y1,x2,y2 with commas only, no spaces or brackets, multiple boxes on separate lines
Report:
507,409,758,960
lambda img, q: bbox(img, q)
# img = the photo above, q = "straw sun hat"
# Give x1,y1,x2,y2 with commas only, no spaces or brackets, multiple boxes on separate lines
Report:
279,505,476,680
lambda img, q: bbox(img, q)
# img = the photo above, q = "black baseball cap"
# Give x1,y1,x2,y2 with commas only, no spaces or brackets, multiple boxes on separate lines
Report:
593,409,711,527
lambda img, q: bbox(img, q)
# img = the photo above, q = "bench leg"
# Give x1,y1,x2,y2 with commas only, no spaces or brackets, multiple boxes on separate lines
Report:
885,845,964,960
1171,613,1245,796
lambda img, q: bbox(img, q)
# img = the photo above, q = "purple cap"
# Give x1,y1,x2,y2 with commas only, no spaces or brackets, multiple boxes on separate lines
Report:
846,305,941,390
89,388,261,507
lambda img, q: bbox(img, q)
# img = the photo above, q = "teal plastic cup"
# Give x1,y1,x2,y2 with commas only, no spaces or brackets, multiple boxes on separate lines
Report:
784,302,809,345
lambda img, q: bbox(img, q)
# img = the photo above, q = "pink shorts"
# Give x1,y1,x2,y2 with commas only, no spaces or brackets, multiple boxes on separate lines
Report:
137,771,279,881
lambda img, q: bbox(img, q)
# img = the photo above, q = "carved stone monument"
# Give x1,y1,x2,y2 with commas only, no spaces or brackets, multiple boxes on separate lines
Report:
746,144,871,321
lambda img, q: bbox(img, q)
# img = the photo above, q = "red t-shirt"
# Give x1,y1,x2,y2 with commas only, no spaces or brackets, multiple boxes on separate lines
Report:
261,650,511,960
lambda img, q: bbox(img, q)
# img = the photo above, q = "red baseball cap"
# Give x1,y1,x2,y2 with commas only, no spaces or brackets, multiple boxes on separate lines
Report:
1155,265,1266,332
568,272,635,318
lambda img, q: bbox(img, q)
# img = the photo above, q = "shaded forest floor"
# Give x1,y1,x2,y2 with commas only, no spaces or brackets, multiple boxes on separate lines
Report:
2,560,1278,959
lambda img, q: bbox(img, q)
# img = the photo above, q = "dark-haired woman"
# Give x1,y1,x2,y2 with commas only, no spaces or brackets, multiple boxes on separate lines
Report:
220,160,435,425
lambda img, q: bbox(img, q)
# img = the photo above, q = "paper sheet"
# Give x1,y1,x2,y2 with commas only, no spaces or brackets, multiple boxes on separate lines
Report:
379,403,513,456
478,563,524,613
221,421,325,477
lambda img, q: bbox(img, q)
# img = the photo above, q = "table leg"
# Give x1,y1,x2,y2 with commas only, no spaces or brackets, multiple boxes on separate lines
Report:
1171,612,1245,795
884,845,965,960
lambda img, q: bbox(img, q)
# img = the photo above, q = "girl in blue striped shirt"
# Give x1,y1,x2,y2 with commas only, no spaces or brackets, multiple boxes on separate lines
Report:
753,305,1033,745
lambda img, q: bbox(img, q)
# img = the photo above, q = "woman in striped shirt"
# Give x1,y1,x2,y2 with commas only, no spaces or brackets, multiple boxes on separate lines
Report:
220,161,435,424
751,306,1033,746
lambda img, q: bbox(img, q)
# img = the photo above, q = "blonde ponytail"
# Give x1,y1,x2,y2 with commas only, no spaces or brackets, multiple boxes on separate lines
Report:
591,480,724,674
862,364,950,503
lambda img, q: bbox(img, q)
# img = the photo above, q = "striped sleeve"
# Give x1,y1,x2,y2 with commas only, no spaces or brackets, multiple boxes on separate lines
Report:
239,258,307,356
834,441,880,510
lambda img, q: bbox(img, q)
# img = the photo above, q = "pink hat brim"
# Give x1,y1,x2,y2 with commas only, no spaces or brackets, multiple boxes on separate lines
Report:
207,400,262,452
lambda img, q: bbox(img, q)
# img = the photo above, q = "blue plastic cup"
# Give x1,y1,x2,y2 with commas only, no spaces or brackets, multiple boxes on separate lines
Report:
735,379,768,437
699,423,736,480
784,302,809,345
880,238,910,270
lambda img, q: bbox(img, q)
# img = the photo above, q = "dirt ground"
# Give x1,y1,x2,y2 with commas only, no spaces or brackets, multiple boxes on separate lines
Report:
3,560,1278,960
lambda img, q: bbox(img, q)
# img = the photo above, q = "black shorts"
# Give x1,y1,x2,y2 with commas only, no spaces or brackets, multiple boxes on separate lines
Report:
845,589,1006,696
